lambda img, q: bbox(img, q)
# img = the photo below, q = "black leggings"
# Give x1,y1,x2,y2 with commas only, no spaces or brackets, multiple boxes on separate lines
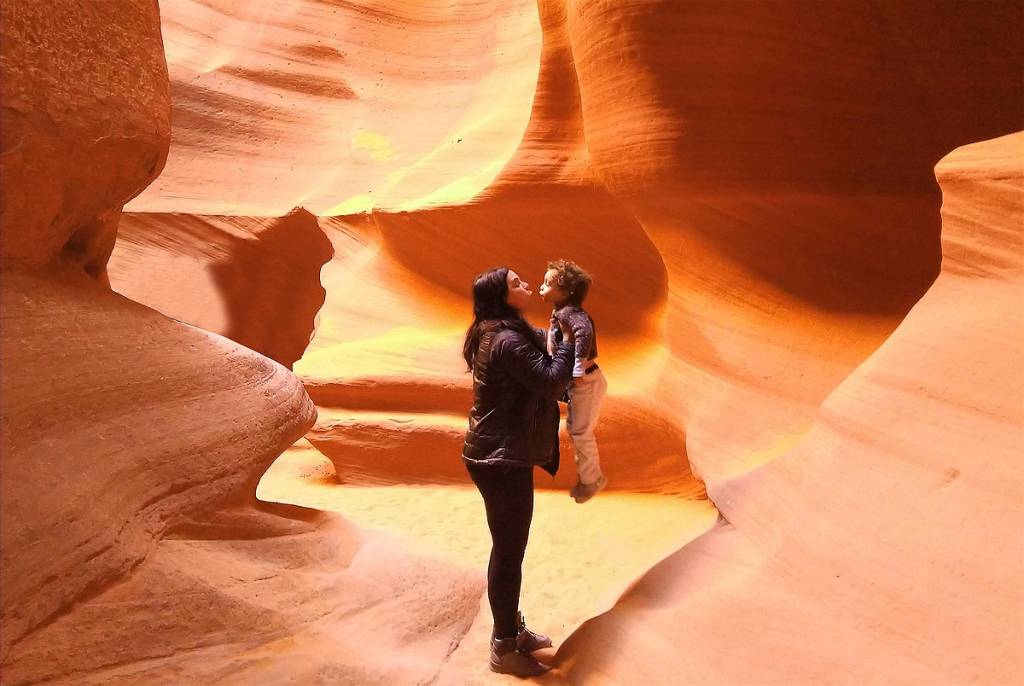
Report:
468,464,535,639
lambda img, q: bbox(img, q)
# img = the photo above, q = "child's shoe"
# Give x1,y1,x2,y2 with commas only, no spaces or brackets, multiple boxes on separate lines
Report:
571,474,607,504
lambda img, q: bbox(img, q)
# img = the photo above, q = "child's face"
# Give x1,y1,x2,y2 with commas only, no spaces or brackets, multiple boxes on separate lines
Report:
540,269,568,306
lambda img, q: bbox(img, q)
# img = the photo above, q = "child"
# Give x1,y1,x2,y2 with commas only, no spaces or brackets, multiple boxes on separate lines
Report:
539,259,608,503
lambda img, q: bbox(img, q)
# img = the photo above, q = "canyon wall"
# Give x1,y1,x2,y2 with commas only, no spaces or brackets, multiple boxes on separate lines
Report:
557,130,1024,685
0,2,481,683
4,0,1020,683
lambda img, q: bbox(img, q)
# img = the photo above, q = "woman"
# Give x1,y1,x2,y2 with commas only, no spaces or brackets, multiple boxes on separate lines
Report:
461,266,575,676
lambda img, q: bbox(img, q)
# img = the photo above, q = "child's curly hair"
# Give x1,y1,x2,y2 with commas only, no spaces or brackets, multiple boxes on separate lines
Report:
547,259,592,306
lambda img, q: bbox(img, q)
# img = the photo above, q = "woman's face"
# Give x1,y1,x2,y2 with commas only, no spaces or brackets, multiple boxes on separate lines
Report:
539,268,568,306
505,270,532,310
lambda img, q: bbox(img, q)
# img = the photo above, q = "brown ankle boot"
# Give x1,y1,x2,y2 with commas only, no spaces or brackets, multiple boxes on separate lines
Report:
490,636,550,676
516,611,553,651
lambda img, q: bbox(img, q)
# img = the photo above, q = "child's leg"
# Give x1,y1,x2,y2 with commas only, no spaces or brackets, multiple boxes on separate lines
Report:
566,370,608,485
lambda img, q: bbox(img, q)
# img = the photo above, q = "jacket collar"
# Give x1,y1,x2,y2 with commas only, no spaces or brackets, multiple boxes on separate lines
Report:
479,318,516,333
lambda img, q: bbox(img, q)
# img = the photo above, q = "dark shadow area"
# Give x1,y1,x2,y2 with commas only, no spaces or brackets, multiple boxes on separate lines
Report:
575,0,1023,314
356,183,670,338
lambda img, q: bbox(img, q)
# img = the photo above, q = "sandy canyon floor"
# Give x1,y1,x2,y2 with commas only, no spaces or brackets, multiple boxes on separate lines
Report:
258,440,719,684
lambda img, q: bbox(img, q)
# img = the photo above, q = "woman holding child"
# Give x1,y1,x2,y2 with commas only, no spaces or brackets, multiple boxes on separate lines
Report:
461,260,606,676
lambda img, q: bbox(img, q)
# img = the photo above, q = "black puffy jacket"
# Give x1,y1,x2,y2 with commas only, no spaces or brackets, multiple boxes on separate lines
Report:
462,318,575,475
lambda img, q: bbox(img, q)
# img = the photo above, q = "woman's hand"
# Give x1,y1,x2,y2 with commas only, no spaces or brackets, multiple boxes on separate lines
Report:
559,319,575,343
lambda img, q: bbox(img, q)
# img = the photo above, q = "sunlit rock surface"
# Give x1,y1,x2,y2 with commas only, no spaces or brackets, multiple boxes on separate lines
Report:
5,0,1022,683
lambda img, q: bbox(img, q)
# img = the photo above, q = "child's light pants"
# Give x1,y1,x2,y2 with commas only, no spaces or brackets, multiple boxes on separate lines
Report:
567,367,607,485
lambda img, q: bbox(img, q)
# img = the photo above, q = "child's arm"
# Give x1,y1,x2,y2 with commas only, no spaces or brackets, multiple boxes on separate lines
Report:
568,309,594,377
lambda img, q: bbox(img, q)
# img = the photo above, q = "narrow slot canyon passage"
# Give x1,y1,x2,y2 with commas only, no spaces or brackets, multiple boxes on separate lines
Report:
2,1,1021,684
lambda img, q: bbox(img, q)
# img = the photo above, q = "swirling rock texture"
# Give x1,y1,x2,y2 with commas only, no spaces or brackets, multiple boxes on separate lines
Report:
6,0,1021,684
0,2,482,684
126,0,545,215
2,0,174,653
557,130,1024,684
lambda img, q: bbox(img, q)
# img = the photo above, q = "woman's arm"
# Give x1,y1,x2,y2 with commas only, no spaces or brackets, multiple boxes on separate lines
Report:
495,331,574,400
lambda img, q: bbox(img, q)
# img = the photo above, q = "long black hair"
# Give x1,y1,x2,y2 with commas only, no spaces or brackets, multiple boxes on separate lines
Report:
462,266,539,370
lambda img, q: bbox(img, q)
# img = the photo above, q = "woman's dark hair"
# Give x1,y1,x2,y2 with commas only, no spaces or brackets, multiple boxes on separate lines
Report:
547,258,592,306
462,267,538,370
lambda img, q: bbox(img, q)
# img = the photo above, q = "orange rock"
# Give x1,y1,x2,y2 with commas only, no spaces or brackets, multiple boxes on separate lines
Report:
109,209,334,369
0,266,316,671
127,0,544,215
0,1,170,275
2,1,319,668
7,0,1021,683
1,4,481,683
556,132,1024,685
